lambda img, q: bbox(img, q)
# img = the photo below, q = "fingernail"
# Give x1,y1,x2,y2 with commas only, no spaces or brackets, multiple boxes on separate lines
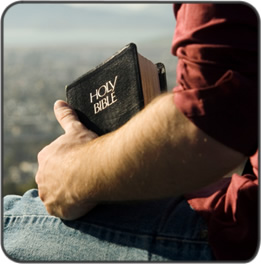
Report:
54,100,68,109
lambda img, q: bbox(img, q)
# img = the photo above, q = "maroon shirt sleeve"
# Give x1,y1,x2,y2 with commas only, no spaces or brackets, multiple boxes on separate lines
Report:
172,4,259,260
172,3,258,156
186,150,258,260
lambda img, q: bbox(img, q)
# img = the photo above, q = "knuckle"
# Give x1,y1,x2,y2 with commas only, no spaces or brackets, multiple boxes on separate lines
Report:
60,207,70,220
37,150,43,162
45,205,55,216
69,120,83,131
38,191,46,204
37,145,49,162
58,108,75,122
87,130,98,140
46,204,68,219
35,172,39,184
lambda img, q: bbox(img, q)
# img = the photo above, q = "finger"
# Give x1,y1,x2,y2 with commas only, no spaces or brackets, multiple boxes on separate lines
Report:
54,100,84,133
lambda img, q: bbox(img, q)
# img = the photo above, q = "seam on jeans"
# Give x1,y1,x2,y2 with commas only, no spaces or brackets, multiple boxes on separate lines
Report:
73,220,209,245
155,236,208,244
3,215,209,245
3,215,154,240
4,214,57,218
67,219,154,239
154,197,209,244
74,219,210,245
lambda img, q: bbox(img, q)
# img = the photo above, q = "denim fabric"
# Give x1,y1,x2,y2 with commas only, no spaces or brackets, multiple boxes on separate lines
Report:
3,189,214,262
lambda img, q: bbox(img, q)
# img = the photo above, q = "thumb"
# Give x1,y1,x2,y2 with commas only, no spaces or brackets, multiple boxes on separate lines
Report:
54,100,84,133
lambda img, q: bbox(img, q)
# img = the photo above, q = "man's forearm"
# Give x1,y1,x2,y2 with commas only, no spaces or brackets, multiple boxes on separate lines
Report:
76,92,245,202
36,93,245,219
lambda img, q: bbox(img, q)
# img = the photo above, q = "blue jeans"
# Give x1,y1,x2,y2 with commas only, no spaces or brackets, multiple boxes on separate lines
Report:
3,189,214,261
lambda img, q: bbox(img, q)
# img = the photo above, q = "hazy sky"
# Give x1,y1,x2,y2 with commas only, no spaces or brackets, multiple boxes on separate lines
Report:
3,2,176,48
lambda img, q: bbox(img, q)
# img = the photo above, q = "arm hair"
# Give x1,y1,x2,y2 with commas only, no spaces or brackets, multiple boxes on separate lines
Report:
77,92,245,202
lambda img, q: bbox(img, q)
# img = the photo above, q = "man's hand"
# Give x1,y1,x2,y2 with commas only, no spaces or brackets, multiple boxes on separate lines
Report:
35,100,98,220
35,94,245,221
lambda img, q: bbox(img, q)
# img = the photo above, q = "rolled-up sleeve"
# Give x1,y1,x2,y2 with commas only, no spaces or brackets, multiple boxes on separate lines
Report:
172,3,258,156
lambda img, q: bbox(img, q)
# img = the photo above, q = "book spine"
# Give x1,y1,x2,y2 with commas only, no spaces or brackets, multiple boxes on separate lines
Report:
156,62,167,92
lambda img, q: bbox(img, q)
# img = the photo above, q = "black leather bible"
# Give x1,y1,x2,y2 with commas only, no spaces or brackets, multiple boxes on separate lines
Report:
66,43,167,135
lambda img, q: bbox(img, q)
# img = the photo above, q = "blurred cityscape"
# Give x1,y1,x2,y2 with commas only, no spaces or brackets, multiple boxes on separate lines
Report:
3,41,177,196
2,2,177,196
